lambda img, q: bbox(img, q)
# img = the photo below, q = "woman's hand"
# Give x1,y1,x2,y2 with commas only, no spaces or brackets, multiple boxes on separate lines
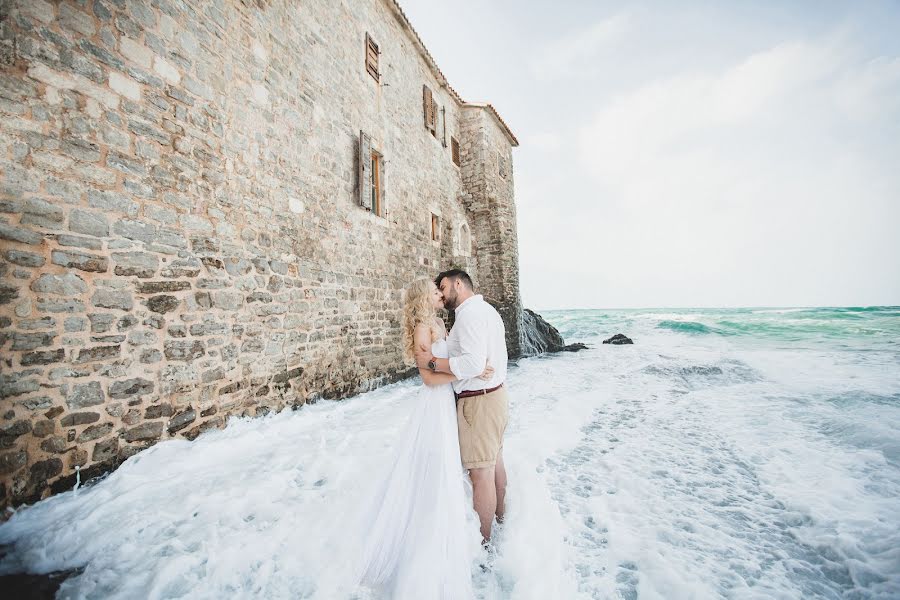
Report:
479,362,494,381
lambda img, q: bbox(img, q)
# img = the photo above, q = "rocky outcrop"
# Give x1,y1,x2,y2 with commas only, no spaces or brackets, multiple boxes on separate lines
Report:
518,309,588,357
603,333,633,345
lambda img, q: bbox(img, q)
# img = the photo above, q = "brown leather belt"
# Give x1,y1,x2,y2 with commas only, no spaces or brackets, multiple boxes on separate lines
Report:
455,383,503,400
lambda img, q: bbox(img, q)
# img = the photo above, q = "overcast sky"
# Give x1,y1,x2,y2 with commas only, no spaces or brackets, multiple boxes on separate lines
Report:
400,0,900,309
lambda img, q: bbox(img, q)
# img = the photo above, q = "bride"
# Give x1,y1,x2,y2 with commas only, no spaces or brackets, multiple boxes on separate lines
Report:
354,278,489,599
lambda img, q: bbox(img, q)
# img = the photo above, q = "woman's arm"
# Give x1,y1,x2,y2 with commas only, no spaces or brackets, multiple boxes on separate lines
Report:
414,323,458,386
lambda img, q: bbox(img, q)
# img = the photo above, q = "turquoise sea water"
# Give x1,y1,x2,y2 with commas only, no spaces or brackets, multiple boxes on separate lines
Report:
1,307,898,599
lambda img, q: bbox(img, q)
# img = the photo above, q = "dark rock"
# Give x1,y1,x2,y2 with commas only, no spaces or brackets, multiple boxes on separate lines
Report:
109,378,154,399
29,457,63,485
40,436,68,453
0,284,17,305
168,408,196,433
21,348,65,366
0,449,27,474
147,294,178,313
125,421,163,442
137,280,190,293
1,420,32,448
77,423,113,442
32,419,55,437
73,345,120,364
602,334,633,345
92,437,118,461
519,308,588,356
60,412,100,426
144,403,173,419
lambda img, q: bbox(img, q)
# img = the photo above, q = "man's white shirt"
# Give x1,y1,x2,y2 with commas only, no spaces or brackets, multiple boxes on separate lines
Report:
447,295,508,393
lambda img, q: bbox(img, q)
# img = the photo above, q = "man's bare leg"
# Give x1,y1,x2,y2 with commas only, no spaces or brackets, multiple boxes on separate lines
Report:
469,466,497,541
494,450,507,523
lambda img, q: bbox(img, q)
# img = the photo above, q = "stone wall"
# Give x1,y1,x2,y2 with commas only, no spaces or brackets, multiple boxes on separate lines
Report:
0,0,521,509
459,106,523,357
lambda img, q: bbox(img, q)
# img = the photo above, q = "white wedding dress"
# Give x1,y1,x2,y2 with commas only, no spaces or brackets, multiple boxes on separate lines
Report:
356,338,479,599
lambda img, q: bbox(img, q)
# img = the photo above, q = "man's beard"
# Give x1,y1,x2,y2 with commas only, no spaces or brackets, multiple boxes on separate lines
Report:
442,293,458,311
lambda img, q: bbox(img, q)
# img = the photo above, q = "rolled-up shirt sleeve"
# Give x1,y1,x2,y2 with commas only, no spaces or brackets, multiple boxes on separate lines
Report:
448,316,488,380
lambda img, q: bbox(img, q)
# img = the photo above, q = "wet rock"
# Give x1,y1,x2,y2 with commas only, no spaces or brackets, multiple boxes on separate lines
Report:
92,437,118,461
519,308,588,356
602,333,633,345
0,450,28,474
168,408,196,433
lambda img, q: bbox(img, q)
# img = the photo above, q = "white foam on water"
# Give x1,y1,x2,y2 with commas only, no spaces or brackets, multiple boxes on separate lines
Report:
2,310,899,599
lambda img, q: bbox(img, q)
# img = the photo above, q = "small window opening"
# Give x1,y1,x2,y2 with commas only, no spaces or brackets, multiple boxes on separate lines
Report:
431,214,440,241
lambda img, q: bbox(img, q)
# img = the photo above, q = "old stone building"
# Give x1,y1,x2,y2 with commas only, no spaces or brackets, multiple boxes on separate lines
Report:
0,0,524,508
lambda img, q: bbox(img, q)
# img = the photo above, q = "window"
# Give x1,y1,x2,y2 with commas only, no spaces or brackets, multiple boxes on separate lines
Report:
365,33,379,81
456,221,471,256
431,214,440,241
451,137,460,167
358,130,385,217
371,151,383,216
441,107,447,147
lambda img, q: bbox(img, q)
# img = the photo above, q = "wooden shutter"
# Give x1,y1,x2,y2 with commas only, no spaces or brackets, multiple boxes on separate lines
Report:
430,98,438,136
358,130,372,210
377,153,386,217
365,34,379,81
451,137,460,166
423,85,432,130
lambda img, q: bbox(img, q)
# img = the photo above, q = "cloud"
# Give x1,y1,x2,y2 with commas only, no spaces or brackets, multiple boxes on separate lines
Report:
531,12,633,81
543,34,900,307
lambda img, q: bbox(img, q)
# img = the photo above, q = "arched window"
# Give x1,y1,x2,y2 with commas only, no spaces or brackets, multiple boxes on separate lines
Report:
456,222,471,256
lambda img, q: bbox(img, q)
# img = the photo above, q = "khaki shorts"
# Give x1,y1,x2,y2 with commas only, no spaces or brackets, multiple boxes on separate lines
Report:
457,386,509,470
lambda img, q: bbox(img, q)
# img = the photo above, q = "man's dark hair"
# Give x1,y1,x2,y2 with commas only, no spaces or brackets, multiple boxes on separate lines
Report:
435,269,474,291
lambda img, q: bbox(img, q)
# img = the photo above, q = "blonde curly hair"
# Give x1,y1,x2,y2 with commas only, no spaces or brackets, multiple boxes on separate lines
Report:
402,278,443,366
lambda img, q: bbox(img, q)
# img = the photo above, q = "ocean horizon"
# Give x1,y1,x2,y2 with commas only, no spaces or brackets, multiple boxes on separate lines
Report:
2,306,898,598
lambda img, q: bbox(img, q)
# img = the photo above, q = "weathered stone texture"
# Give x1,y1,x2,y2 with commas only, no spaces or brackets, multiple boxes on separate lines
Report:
0,0,521,509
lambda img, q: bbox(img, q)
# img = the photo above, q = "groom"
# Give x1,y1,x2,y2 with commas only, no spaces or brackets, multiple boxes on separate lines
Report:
419,269,509,542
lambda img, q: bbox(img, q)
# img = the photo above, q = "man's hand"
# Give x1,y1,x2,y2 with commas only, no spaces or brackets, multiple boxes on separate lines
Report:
415,343,432,370
479,361,494,381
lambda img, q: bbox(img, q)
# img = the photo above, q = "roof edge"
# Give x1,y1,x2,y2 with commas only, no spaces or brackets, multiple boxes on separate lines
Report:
386,1,518,147
462,103,520,147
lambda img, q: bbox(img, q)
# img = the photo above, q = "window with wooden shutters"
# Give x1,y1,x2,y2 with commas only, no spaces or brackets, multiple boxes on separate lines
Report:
431,214,440,241
422,85,436,135
451,137,460,167
359,130,385,217
365,33,379,82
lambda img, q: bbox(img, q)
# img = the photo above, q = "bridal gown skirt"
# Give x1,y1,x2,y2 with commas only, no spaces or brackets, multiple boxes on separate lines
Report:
356,377,479,599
